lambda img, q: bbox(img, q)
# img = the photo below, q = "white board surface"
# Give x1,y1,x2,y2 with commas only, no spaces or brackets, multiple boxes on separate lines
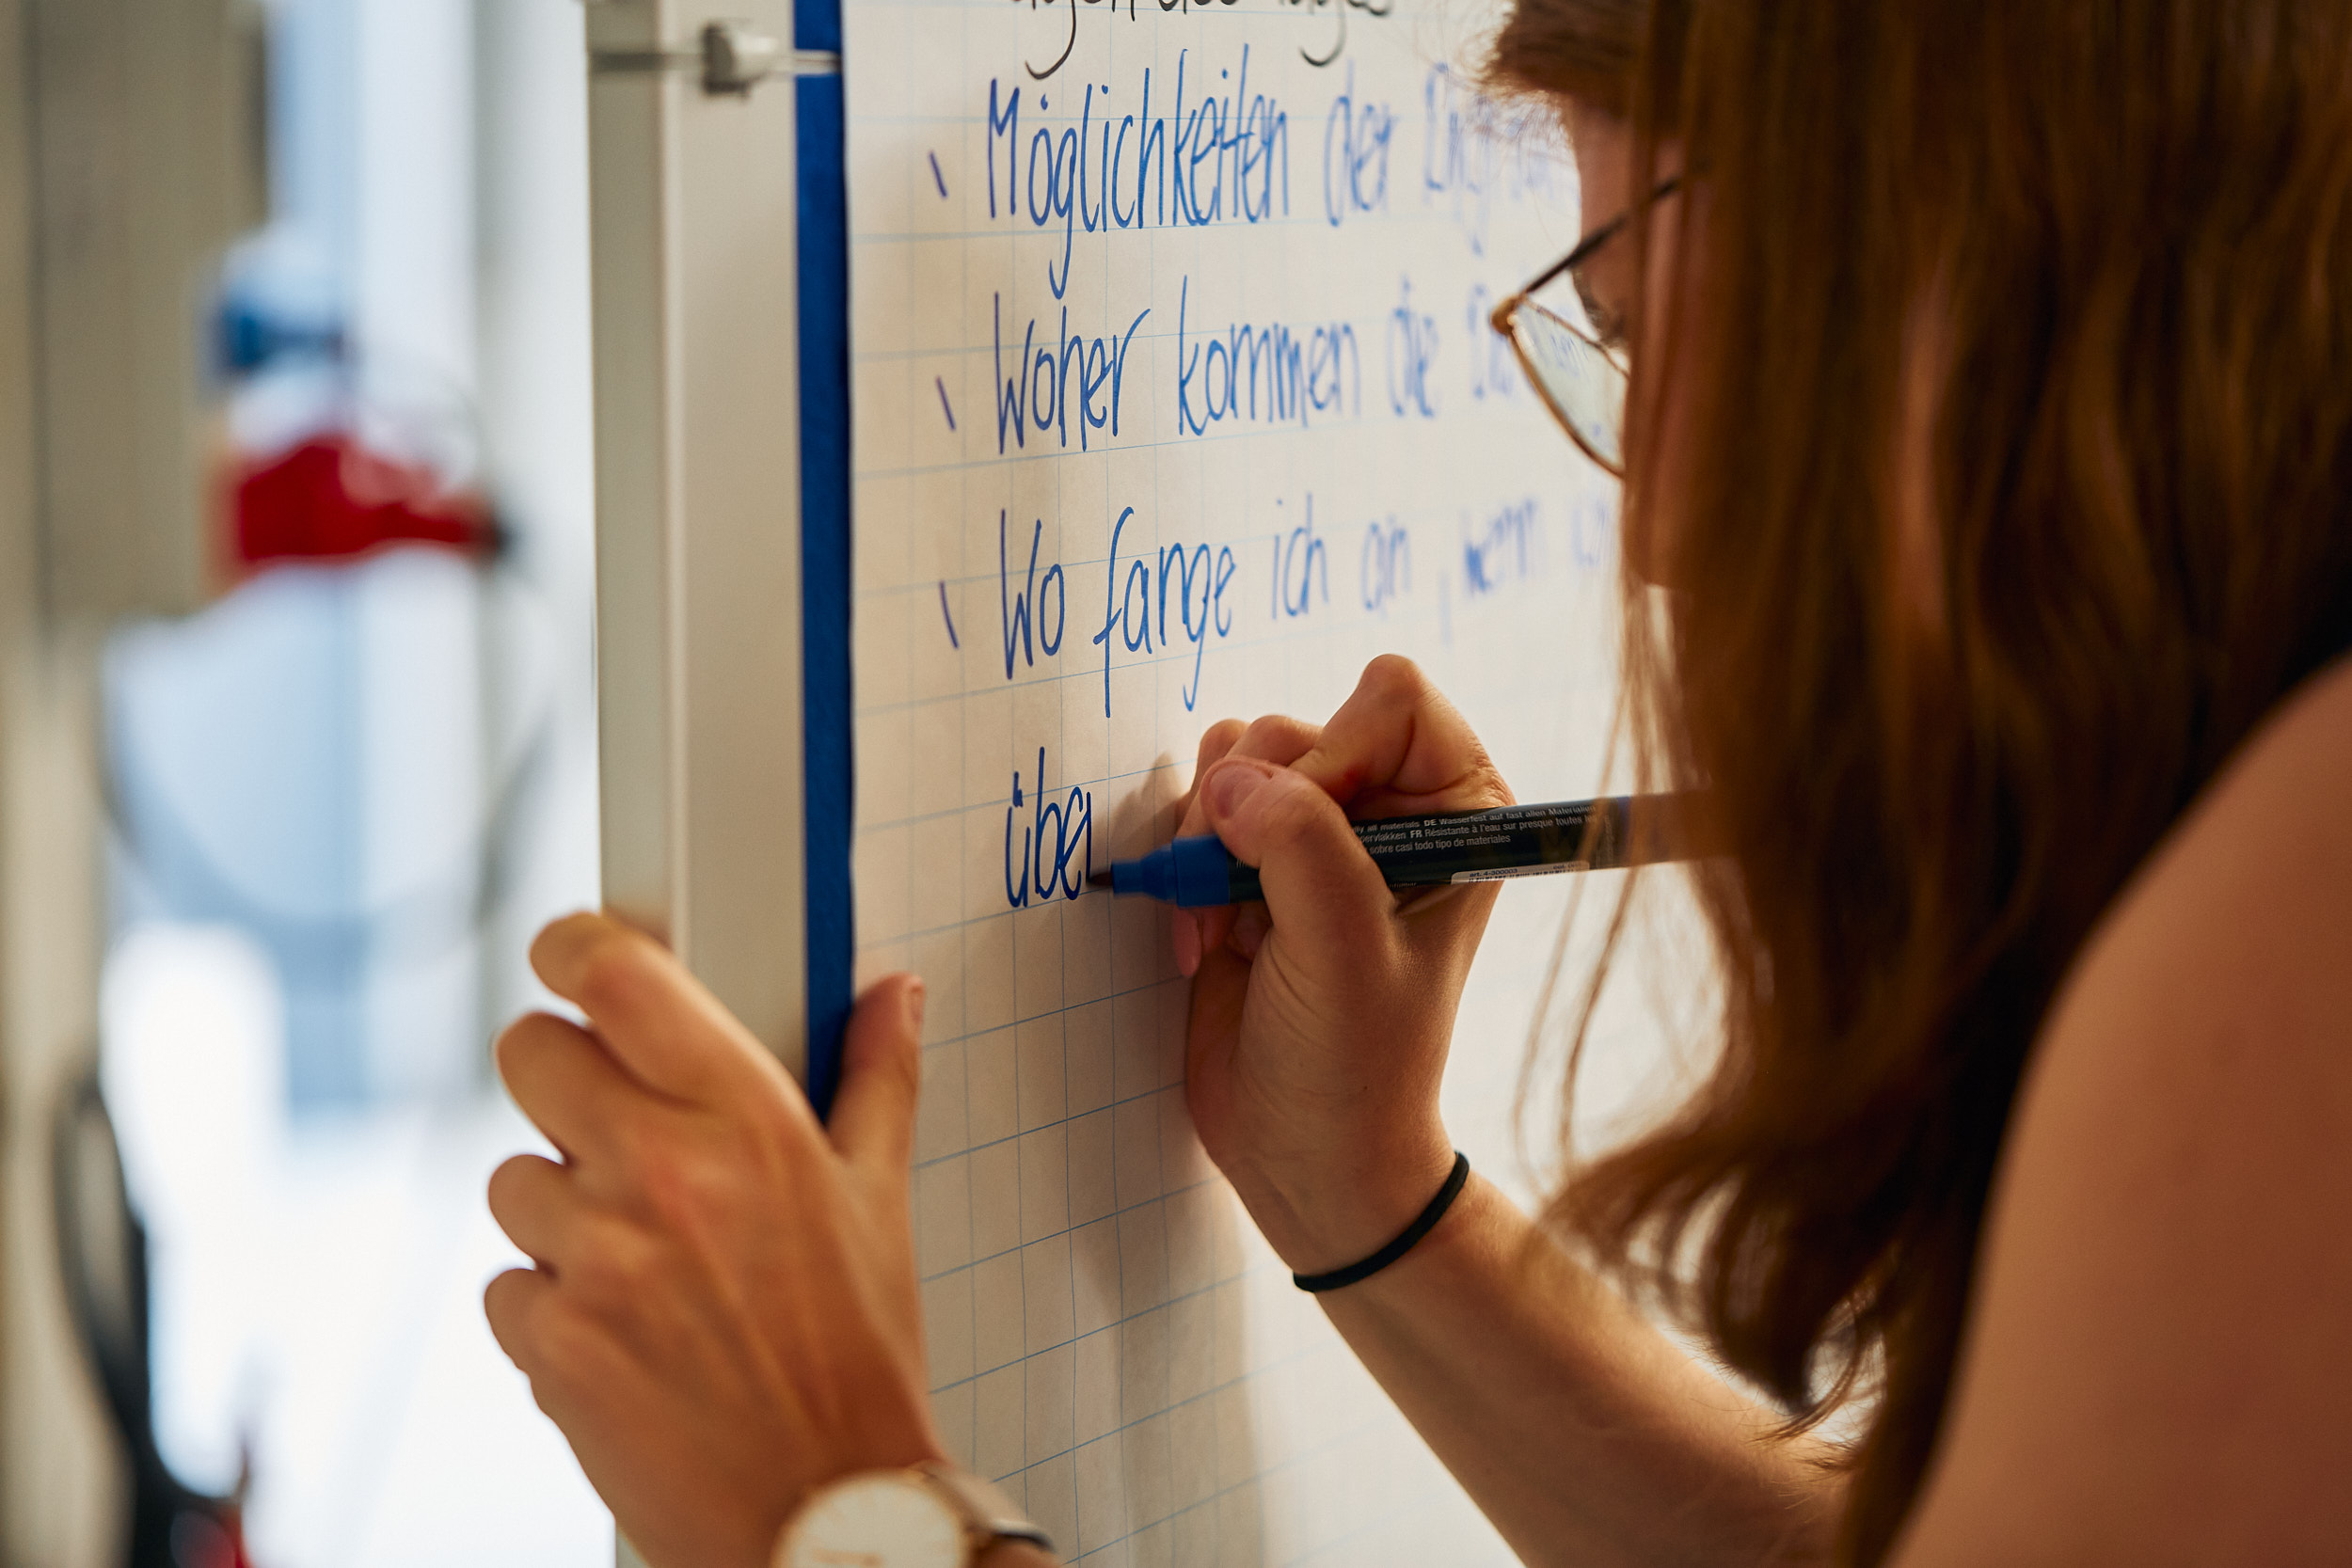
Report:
842,4,1642,1560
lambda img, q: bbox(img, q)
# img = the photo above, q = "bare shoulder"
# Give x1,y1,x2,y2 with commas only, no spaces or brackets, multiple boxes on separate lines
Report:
1897,658,2352,1566
2131,655,2352,927
2074,657,2352,1018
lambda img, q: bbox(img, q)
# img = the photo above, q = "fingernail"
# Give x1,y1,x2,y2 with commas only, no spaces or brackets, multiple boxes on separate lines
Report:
1204,760,1272,823
1172,910,1201,977
902,977,928,1033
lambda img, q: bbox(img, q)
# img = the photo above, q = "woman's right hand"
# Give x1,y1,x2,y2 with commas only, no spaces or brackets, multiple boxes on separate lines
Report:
1174,656,1513,1275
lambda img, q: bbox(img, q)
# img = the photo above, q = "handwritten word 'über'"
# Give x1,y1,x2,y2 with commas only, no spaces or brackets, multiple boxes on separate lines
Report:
1005,749,1093,907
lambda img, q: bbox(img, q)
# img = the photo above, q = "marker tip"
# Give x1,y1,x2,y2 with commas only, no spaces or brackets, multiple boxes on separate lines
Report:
1087,871,1115,890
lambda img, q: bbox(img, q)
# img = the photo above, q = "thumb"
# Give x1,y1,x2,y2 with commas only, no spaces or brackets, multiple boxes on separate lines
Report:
829,974,926,1180
1199,757,1393,956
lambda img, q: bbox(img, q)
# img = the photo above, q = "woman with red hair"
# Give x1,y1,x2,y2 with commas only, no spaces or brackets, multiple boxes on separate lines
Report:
484,3,2352,1563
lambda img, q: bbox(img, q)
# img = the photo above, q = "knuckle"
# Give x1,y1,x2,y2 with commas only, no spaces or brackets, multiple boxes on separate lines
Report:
1257,774,1333,843
1198,718,1247,760
567,1216,660,1309
634,1139,720,1229
604,1105,668,1180
1454,734,1513,809
1238,714,1293,752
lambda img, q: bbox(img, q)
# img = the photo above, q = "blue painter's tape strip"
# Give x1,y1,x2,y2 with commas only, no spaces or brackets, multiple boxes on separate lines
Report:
797,0,841,55
797,62,852,1117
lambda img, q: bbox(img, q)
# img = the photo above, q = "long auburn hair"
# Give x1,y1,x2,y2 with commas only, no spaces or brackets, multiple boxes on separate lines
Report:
1492,1,2352,1560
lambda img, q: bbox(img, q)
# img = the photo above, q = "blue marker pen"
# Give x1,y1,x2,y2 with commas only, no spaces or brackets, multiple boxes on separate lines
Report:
1089,796,1671,909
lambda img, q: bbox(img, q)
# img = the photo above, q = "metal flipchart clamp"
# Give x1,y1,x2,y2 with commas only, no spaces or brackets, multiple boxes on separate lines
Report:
589,20,839,94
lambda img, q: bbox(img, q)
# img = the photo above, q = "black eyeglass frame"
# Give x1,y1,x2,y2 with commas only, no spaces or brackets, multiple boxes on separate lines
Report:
1488,174,1683,477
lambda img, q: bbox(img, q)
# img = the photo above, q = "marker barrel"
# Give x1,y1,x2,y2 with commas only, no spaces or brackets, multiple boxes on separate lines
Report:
1223,797,1638,904
1105,796,1668,909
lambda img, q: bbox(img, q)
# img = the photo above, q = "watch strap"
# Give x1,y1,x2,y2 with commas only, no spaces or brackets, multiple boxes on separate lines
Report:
915,1464,1055,1557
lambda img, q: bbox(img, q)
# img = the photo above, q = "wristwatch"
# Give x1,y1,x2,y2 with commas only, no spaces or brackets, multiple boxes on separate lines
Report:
772,1463,1055,1568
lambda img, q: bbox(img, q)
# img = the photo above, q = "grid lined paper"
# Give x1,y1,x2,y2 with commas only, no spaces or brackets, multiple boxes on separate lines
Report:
842,5,1640,1559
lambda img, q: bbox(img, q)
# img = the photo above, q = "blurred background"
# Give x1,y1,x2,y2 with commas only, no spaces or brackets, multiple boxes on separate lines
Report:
0,0,612,1560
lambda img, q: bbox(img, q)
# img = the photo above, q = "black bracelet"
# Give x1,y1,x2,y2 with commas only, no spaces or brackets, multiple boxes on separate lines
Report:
1291,1151,1471,1293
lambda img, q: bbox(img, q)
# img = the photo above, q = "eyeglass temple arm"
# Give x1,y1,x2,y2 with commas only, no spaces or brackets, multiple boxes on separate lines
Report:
1517,174,1685,300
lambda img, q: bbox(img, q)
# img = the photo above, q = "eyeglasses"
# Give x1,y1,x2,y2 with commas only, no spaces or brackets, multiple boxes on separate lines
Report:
1489,176,1681,478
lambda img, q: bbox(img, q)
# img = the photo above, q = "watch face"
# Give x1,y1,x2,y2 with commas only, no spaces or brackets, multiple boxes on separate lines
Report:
779,1471,967,1568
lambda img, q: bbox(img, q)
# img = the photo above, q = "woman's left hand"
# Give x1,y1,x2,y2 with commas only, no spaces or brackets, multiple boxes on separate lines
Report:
485,912,941,1568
